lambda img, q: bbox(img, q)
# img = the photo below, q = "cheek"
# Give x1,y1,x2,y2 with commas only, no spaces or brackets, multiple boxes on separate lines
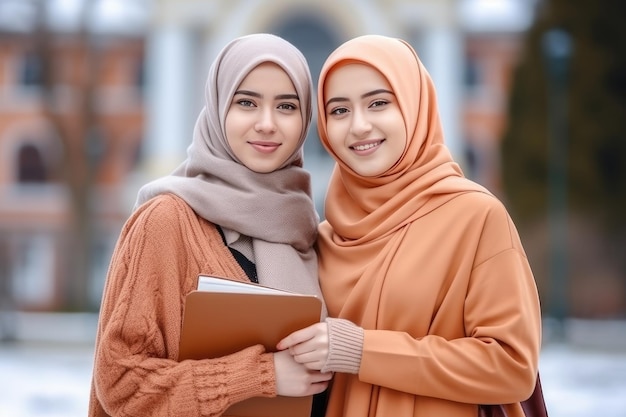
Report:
391,116,408,151
279,117,303,151
325,122,345,151
290,118,303,139
224,112,239,139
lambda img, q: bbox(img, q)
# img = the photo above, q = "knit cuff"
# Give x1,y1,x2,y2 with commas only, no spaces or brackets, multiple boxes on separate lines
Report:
193,344,275,415
322,318,364,374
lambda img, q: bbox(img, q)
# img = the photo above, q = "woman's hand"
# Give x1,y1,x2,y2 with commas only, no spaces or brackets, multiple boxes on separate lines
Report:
273,350,332,396
276,322,330,371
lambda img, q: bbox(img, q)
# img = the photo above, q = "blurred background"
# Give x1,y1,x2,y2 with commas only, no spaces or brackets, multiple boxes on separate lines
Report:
0,0,624,416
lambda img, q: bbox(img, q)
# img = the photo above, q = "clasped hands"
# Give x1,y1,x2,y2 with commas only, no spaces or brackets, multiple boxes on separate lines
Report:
272,322,333,397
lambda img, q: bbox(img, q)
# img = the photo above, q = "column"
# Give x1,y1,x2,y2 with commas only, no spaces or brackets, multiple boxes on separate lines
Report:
420,28,465,166
143,26,195,178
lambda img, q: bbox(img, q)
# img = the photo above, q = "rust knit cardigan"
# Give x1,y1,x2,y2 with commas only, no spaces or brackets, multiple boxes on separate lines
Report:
88,193,276,416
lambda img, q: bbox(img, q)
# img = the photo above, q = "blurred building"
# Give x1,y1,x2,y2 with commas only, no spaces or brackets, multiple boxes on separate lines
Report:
0,0,146,312
0,0,537,312
144,0,537,209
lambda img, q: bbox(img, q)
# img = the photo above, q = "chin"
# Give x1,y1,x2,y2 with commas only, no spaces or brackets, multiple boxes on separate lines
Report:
248,163,279,174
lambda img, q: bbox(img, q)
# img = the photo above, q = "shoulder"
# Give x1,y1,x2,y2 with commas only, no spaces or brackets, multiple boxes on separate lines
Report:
135,192,193,217
123,193,205,242
134,193,196,225
453,189,503,209
452,190,512,221
446,191,526,253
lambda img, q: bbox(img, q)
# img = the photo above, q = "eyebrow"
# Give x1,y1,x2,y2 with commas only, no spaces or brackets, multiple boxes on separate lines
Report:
234,90,299,100
325,88,394,108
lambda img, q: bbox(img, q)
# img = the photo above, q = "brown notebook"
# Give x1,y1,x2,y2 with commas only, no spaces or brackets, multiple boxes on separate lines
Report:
178,275,323,417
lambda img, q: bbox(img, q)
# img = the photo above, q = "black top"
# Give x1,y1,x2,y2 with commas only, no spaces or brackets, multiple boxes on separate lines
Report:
216,225,258,283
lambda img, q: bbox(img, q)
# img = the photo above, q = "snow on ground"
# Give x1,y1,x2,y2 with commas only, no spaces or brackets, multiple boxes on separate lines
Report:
539,344,626,416
1,341,625,417
0,343,93,417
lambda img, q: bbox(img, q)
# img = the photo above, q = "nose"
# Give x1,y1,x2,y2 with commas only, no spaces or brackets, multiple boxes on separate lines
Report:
254,108,277,133
349,108,372,138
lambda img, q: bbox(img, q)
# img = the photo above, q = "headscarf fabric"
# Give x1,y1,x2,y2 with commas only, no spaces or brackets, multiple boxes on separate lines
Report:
136,33,323,300
317,35,486,239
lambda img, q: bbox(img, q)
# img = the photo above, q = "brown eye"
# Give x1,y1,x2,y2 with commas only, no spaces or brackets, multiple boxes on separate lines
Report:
278,103,297,111
237,100,255,107
370,100,388,108
329,107,348,116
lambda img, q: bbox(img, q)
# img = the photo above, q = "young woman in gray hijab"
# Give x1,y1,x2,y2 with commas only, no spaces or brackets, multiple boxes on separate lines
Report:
88,33,330,417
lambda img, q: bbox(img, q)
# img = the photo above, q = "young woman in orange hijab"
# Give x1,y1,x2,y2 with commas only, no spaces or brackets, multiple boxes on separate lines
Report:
278,35,542,417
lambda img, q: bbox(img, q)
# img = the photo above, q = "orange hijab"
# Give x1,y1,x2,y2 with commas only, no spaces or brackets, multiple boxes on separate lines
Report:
317,35,489,416
317,35,488,303
317,35,486,241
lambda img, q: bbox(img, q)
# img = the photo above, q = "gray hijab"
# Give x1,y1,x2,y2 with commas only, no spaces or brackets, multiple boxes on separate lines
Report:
135,34,324,308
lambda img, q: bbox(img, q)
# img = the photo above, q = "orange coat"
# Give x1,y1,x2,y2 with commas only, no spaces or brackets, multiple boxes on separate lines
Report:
89,194,275,417
319,191,541,417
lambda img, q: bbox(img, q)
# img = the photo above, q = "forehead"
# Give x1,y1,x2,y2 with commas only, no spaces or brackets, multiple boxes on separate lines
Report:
238,62,295,91
324,63,390,96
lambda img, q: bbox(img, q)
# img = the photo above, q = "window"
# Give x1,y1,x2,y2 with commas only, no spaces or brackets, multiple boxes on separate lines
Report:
19,51,43,87
135,58,145,90
464,56,481,89
17,143,47,183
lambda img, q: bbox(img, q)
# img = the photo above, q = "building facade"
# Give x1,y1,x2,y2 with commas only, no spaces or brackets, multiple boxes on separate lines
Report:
0,28,145,311
0,0,533,313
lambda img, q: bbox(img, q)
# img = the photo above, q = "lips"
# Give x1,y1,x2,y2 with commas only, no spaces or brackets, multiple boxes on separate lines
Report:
351,139,384,152
248,141,281,154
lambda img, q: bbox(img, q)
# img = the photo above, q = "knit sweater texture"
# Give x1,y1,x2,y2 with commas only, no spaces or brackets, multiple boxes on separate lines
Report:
88,193,276,417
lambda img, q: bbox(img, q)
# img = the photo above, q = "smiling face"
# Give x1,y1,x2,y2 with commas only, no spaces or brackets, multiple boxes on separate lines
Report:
323,63,407,177
225,62,303,173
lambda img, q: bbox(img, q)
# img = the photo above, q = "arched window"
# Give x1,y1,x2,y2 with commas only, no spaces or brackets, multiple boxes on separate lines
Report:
17,143,47,183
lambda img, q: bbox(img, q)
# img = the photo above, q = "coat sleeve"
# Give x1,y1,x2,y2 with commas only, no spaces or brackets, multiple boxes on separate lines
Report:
91,196,276,417
358,204,542,405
